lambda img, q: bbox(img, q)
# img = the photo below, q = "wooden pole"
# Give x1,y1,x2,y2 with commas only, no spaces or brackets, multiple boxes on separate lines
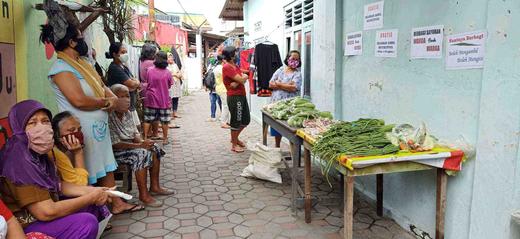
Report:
435,169,447,239
148,0,156,41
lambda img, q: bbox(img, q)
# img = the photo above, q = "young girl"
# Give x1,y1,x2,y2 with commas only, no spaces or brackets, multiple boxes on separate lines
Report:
142,51,173,145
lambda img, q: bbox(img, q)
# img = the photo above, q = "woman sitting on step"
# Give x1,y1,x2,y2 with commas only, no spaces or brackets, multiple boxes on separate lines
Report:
108,84,174,208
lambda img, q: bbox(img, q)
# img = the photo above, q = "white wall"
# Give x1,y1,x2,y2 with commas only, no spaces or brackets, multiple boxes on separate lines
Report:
243,0,287,123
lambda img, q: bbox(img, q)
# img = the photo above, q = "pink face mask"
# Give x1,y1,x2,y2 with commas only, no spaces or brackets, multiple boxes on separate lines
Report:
26,124,55,155
288,58,299,69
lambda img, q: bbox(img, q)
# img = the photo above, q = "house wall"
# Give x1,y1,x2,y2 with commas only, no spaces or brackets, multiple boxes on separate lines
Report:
243,0,287,123
333,0,520,238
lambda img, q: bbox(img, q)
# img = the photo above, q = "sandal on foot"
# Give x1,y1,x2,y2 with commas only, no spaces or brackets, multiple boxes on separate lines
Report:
112,204,145,215
231,146,245,153
151,190,175,196
142,200,163,208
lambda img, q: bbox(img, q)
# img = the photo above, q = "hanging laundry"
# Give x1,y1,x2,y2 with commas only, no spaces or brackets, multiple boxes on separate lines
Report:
240,48,256,94
254,43,282,97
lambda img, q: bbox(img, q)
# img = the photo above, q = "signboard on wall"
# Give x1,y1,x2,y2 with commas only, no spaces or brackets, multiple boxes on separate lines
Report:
363,1,384,30
375,29,398,58
446,30,487,70
410,25,444,59
0,0,14,44
345,31,363,56
0,0,16,120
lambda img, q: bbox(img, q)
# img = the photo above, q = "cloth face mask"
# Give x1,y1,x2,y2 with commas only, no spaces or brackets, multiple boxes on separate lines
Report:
288,59,299,69
26,124,55,154
62,130,85,146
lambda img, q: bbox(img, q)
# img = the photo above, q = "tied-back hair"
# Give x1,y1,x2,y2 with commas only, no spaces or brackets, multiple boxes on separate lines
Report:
105,42,123,59
40,24,79,51
154,51,168,69
51,111,75,141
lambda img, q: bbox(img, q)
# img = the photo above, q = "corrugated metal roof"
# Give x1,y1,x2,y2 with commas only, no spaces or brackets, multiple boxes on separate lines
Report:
219,0,244,21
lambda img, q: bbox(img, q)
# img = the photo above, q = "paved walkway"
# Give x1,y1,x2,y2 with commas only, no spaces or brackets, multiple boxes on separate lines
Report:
103,91,414,239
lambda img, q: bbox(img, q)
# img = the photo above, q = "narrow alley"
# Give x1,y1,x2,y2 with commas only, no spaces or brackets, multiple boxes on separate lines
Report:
103,91,414,239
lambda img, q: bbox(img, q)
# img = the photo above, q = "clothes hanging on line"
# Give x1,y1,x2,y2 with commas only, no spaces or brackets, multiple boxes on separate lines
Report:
240,48,256,94
254,43,282,97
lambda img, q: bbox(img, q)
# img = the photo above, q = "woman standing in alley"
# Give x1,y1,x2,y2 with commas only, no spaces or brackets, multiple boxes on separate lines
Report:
269,50,302,148
222,46,250,153
142,51,173,145
214,55,231,129
167,52,183,128
40,23,143,214
106,42,141,127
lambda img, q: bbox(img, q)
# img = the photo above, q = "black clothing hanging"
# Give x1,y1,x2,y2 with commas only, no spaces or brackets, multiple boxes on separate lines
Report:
254,43,282,95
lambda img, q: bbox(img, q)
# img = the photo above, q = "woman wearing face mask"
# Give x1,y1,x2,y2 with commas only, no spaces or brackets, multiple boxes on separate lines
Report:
40,24,140,214
222,46,251,153
269,50,302,148
50,111,89,186
0,100,111,238
106,42,141,127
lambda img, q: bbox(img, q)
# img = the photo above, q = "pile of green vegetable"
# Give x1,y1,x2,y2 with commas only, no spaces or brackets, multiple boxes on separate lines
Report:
268,97,333,128
312,118,399,184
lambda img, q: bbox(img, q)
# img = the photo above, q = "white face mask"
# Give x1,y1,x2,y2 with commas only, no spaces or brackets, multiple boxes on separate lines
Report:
119,54,129,64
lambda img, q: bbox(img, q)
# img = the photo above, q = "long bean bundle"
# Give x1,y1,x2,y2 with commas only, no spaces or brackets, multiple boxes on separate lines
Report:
312,119,399,185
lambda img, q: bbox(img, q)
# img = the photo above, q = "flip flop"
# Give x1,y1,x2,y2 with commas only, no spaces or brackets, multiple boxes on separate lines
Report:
231,140,246,147
104,223,113,232
231,146,245,153
151,190,175,196
151,136,163,140
112,204,145,215
142,200,163,208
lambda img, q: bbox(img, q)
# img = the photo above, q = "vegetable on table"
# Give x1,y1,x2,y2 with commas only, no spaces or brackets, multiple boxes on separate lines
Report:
312,118,399,186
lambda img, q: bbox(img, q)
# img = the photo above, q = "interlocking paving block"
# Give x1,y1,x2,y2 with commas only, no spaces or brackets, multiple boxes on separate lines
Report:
104,92,415,239
128,221,146,234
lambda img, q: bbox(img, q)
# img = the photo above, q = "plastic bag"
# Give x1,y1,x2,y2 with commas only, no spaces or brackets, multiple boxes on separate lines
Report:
386,122,437,152
436,135,475,176
240,142,283,184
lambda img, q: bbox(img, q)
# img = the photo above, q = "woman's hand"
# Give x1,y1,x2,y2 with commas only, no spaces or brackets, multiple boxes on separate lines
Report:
89,187,110,206
104,97,130,112
140,140,154,150
230,82,239,88
61,134,83,153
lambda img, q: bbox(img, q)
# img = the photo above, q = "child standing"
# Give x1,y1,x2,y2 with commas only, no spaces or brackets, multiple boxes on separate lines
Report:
143,51,173,145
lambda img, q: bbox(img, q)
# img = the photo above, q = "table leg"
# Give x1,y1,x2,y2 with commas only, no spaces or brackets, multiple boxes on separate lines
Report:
344,176,354,239
376,174,383,216
262,121,268,146
435,169,447,239
290,142,298,212
304,147,312,223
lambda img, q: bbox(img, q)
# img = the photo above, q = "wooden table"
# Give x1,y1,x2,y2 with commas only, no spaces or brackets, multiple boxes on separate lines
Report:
261,110,304,212
300,137,448,239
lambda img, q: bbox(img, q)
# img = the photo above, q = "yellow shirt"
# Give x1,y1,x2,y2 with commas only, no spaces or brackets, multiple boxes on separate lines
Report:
49,148,89,186
214,64,227,96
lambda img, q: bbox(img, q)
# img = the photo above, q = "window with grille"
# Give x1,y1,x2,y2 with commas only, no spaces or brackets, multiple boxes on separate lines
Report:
284,0,313,29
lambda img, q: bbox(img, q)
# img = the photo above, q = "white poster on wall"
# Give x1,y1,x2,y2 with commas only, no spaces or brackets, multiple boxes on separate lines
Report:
375,29,398,58
345,31,363,56
364,1,384,30
446,30,487,70
410,25,444,59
